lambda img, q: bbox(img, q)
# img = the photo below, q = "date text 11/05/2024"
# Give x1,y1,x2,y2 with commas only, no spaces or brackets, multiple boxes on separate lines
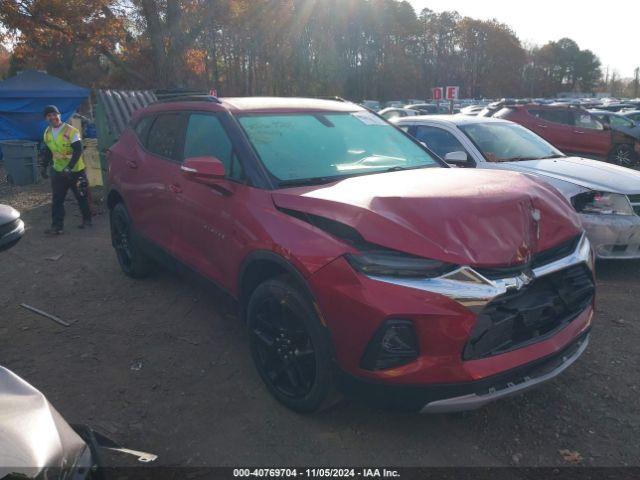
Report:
233,469,401,478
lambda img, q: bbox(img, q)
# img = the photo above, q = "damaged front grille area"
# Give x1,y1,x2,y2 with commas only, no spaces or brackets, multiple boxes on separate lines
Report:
463,264,594,361
476,235,581,280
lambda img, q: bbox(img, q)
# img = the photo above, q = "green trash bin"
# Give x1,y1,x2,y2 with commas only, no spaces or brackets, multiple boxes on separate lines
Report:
1,140,40,186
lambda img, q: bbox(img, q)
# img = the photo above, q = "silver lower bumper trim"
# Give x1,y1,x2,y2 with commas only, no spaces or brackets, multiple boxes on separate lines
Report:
420,335,590,414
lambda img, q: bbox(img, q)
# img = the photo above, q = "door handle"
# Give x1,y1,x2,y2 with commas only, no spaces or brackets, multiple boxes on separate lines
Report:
168,184,182,194
573,130,585,134
536,124,548,128
126,160,138,169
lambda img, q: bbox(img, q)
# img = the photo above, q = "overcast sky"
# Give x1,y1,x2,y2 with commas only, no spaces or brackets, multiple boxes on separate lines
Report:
407,0,639,78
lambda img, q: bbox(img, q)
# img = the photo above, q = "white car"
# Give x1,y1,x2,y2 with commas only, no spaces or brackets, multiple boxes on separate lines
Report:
394,115,640,259
378,107,421,121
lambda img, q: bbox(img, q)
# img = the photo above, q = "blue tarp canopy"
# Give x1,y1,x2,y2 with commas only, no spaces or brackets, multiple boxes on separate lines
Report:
0,70,90,142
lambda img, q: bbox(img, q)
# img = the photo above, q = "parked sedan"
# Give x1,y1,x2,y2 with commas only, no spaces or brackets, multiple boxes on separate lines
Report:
394,115,640,259
494,104,640,167
589,110,640,141
378,107,420,120
0,204,24,252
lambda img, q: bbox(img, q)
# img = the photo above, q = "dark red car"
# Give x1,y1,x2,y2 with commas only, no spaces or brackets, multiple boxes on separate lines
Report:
494,104,640,166
107,96,595,413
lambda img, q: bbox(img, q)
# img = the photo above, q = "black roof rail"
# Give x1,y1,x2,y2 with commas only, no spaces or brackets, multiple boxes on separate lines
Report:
154,94,222,104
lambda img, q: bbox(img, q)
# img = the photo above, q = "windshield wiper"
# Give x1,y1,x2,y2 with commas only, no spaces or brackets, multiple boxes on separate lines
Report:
538,154,566,159
278,176,342,188
504,154,565,162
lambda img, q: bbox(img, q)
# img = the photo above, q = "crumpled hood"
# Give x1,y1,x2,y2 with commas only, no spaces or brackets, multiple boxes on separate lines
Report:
272,169,582,267
500,157,640,194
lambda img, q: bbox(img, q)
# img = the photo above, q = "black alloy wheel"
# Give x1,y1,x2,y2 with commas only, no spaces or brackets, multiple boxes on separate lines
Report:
110,203,153,278
247,277,339,412
610,144,637,167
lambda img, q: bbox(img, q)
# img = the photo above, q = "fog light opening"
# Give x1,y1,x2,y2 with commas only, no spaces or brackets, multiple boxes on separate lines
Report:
360,319,419,371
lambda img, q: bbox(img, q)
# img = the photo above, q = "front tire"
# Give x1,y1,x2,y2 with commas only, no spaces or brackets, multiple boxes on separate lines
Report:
609,144,637,167
247,276,339,413
110,203,153,278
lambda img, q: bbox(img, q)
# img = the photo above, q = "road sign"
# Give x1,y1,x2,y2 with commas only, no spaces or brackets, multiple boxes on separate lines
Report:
445,86,459,100
432,87,443,101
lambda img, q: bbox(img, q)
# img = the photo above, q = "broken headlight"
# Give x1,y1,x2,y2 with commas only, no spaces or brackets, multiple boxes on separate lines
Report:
572,191,634,216
346,248,456,278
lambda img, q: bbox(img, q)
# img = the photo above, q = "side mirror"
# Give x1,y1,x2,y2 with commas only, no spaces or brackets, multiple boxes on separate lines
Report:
181,156,226,186
444,151,468,164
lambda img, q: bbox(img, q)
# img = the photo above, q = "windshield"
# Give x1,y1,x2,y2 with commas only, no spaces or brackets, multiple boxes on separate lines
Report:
459,122,564,162
238,112,439,186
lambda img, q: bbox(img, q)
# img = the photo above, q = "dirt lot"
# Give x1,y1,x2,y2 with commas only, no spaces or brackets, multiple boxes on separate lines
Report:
1,175,639,468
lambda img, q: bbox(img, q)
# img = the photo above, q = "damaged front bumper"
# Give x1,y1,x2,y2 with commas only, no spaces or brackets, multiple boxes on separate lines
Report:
420,333,589,413
581,213,640,259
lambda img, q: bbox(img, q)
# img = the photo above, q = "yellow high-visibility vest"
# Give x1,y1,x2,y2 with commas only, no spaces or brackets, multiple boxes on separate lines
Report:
43,123,85,172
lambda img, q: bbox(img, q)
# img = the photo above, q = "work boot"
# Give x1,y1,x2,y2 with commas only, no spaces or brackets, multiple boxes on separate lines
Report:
45,226,63,235
78,220,93,229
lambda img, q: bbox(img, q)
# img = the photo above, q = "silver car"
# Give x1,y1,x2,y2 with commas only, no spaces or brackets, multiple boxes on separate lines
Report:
394,115,640,259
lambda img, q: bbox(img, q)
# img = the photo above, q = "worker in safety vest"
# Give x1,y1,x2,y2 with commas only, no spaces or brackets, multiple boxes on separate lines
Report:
42,105,92,234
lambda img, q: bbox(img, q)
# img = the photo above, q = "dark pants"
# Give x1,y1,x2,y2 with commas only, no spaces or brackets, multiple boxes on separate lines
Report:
51,169,92,229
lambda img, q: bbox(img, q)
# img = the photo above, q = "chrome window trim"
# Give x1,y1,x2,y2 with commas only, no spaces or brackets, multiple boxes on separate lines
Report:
368,233,593,313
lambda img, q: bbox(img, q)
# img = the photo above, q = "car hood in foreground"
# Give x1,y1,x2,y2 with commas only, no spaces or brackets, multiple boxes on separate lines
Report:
499,157,640,194
272,169,582,267
0,204,20,225
0,367,89,479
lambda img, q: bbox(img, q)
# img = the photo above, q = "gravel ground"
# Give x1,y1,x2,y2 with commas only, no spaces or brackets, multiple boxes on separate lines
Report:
1,174,639,468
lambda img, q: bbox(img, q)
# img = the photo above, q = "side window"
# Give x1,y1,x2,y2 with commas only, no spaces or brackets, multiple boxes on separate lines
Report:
610,115,634,128
147,113,184,161
133,116,153,143
413,126,468,159
529,109,573,126
183,113,244,180
574,112,604,130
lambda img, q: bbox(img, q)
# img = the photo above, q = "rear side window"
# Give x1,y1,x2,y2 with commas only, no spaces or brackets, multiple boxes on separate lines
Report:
183,113,244,181
529,109,573,126
146,113,184,161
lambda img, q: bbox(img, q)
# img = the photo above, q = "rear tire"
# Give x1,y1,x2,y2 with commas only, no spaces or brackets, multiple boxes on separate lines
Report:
247,276,340,413
609,144,637,167
110,203,153,278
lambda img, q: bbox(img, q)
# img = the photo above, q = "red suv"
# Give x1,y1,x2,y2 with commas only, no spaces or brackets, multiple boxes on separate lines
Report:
107,96,595,413
494,104,640,166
